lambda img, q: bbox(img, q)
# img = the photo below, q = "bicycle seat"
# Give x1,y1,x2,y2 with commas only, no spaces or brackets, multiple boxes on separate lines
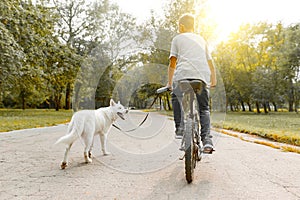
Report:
179,79,204,94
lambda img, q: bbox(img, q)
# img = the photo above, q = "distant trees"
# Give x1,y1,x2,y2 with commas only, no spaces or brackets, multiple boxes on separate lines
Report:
0,0,68,109
214,22,300,113
0,0,299,113
0,0,137,110
73,0,138,110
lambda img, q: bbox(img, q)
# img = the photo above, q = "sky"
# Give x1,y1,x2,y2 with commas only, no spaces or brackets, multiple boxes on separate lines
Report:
113,0,164,23
113,0,300,41
208,0,300,40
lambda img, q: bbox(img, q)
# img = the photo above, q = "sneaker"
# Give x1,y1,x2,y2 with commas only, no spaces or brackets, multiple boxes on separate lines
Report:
175,127,184,139
202,137,214,154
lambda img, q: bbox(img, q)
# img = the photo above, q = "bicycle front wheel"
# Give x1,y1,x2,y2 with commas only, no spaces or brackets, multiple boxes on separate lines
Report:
185,118,194,183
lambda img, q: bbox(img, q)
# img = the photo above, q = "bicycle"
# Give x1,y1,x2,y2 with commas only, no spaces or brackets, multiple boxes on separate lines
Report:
157,79,206,183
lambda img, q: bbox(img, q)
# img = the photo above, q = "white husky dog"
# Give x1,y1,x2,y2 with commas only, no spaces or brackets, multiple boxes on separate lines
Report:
55,99,128,169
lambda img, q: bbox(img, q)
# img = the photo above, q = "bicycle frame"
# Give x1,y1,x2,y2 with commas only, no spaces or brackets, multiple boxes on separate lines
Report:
180,89,198,148
178,80,203,183
156,80,203,183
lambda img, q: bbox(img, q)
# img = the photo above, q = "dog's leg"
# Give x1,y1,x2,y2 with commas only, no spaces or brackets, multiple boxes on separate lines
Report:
83,135,93,163
61,143,72,169
100,133,111,156
84,151,92,163
88,137,94,159
84,141,93,163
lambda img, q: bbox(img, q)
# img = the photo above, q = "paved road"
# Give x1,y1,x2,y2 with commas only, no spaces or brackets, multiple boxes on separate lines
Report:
1,111,300,200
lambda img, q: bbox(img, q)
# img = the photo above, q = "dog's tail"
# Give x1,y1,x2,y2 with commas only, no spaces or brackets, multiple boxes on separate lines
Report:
55,117,83,145
55,133,77,145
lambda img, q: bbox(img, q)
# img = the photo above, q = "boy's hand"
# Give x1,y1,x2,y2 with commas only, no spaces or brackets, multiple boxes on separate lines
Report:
210,79,217,88
166,83,173,91
167,56,176,92
208,60,217,88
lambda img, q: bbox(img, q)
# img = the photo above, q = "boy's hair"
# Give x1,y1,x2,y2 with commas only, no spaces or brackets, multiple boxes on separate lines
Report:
179,14,195,30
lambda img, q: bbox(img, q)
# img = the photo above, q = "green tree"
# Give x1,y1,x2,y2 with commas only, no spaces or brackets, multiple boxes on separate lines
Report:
72,0,138,110
213,26,240,111
279,24,300,112
53,0,88,109
1,0,59,109
0,0,25,107
214,22,300,113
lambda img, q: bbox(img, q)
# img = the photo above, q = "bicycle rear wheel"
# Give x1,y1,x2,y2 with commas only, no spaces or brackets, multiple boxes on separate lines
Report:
185,118,194,183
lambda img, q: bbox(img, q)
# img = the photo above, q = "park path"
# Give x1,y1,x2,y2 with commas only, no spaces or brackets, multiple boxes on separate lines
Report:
1,110,300,200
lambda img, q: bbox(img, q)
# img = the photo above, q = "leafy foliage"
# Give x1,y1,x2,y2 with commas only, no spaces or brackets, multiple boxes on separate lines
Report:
0,0,299,113
214,22,300,113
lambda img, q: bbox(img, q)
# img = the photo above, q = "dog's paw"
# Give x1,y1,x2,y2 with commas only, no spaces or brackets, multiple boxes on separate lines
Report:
61,162,67,170
85,158,92,163
84,152,93,163
85,157,93,163
103,151,111,156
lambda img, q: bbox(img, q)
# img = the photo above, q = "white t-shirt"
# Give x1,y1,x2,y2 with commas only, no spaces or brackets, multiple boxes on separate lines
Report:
169,32,212,84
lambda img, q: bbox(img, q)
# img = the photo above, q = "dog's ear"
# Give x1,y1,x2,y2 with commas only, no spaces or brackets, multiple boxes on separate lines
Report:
117,101,120,104
110,99,116,106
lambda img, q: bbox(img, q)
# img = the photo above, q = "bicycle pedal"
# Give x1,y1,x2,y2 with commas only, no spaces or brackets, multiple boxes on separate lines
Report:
202,148,215,154
179,146,185,151
179,154,185,160
197,155,202,161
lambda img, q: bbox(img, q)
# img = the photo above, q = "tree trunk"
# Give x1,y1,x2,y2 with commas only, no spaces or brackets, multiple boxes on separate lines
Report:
267,102,271,112
65,83,71,110
241,101,246,111
73,82,81,112
159,97,162,110
20,90,26,110
288,80,294,112
272,102,277,112
163,97,167,110
230,103,234,112
263,102,268,114
247,102,252,112
256,101,261,113
166,94,171,110
55,93,62,111
288,100,294,112
225,98,229,112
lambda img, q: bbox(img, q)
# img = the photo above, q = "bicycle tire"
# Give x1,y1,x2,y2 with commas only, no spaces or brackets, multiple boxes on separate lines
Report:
185,118,194,183
194,113,201,162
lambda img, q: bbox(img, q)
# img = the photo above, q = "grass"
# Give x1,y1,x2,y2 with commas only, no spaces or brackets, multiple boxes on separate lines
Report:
153,110,300,146
0,109,72,132
212,112,300,146
220,128,300,154
1,109,299,148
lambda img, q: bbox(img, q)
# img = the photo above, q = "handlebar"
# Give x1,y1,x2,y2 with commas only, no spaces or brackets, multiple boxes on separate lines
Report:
156,86,171,94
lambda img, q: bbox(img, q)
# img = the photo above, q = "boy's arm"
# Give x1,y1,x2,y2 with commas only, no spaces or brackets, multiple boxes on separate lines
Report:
167,56,177,89
208,60,217,87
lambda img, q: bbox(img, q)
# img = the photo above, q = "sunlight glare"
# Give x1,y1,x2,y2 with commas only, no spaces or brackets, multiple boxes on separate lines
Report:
113,0,163,23
207,0,300,41
207,0,250,41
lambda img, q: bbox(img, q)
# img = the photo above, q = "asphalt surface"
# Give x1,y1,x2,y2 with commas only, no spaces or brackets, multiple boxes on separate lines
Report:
1,111,300,200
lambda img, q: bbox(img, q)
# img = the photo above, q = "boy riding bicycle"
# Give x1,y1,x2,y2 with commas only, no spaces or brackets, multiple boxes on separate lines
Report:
166,14,217,153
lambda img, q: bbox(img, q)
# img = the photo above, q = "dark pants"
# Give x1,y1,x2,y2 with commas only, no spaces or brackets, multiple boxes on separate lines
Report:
171,81,211,141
